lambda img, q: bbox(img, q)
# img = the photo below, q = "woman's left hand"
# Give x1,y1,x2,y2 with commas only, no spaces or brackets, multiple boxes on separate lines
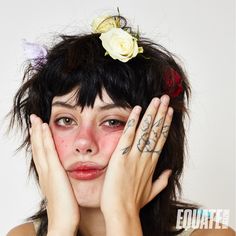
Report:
101,95,173,234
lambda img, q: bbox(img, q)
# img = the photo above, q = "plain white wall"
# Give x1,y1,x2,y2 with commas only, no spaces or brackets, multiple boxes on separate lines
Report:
0,0,235,234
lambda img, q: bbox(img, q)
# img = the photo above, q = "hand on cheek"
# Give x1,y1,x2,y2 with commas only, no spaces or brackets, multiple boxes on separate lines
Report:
100,95,173,218
30,114,80,234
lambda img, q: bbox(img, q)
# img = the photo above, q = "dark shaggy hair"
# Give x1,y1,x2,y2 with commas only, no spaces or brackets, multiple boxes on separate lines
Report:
9,16,198,236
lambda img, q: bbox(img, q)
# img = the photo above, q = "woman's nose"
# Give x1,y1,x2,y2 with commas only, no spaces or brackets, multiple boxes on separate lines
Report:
74,127,98,155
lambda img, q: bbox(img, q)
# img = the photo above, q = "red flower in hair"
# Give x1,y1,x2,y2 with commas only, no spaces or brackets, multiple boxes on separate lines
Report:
163,68,183,98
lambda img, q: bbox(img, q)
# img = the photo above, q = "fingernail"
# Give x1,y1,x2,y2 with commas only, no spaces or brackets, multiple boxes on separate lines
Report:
134,106,142,114
161,95,170,105
30,114,35,123
168,107,174,116
153,97,160,108
42,123,48,130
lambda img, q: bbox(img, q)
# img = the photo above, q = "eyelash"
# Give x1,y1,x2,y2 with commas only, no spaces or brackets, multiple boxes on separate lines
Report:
55,117,76,127
103,119,126,128
54,117,126,129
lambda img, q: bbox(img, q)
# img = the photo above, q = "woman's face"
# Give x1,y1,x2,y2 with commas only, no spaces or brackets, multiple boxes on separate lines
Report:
49,89,131,207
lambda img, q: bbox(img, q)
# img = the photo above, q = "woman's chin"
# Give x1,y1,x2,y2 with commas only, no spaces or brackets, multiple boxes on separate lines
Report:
70,177,104,208
77,199,101,208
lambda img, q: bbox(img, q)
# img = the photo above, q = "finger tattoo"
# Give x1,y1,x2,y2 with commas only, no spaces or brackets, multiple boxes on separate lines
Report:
137,133,162,155
141,114,152,131
143,138,156,152
152,117,164,128
123,119,135,134
120,145,132,155
162,125,170,139
137,132,149,152
151,117,164,138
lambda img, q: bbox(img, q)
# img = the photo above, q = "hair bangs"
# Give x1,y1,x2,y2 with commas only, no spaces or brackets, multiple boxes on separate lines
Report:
46,57,139,111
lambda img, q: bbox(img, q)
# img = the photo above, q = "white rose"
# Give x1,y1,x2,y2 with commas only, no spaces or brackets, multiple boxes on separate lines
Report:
99,28,143,62
91,15,120,33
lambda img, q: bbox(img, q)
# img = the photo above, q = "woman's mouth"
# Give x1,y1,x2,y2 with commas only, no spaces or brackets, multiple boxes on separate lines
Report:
67,162,107,180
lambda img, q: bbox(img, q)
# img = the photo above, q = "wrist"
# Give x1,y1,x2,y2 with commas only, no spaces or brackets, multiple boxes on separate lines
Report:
104,209,142,236
47,227,78,236
47,219,79,236
47,231,77,236
102,202,140,219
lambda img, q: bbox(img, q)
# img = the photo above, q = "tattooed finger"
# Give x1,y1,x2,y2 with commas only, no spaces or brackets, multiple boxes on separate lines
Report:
133,98,160,154
152,107,173,160
114,106,142,157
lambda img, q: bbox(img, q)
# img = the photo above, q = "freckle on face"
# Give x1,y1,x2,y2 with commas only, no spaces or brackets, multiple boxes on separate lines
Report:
52,132,74,162
51,126,122,165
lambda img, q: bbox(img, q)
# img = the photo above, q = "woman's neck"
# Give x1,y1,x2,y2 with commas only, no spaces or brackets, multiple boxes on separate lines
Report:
78,207,106,236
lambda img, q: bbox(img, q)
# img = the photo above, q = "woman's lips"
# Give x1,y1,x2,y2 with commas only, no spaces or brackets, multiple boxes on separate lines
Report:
67,162,107,180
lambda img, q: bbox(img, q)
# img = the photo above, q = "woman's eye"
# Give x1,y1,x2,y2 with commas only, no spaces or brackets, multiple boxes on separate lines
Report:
55,117,76,127
103,119,126,128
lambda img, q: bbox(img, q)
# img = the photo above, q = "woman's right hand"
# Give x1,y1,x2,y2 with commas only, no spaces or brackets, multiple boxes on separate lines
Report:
30,114,80,235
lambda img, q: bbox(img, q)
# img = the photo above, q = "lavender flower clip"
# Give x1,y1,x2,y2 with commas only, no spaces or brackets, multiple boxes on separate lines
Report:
22,39,47,69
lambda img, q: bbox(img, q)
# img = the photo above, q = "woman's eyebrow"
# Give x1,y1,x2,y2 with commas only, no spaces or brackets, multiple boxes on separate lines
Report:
51,101,77,109
52,101,128,111
98,104,122,111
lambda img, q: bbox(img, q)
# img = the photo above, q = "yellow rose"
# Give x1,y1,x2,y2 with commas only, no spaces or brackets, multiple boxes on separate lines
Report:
100,28,143,62
91,15,120,33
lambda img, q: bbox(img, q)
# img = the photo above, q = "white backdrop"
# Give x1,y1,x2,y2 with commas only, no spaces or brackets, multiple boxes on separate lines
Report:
0,0,235,235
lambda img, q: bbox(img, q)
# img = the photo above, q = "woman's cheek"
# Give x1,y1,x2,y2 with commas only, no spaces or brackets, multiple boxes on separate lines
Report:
98,131,123,160
50,125,124,164
50,128,75,163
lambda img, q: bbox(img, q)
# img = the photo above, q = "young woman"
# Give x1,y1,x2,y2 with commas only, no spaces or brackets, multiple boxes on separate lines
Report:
7,15,235,236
